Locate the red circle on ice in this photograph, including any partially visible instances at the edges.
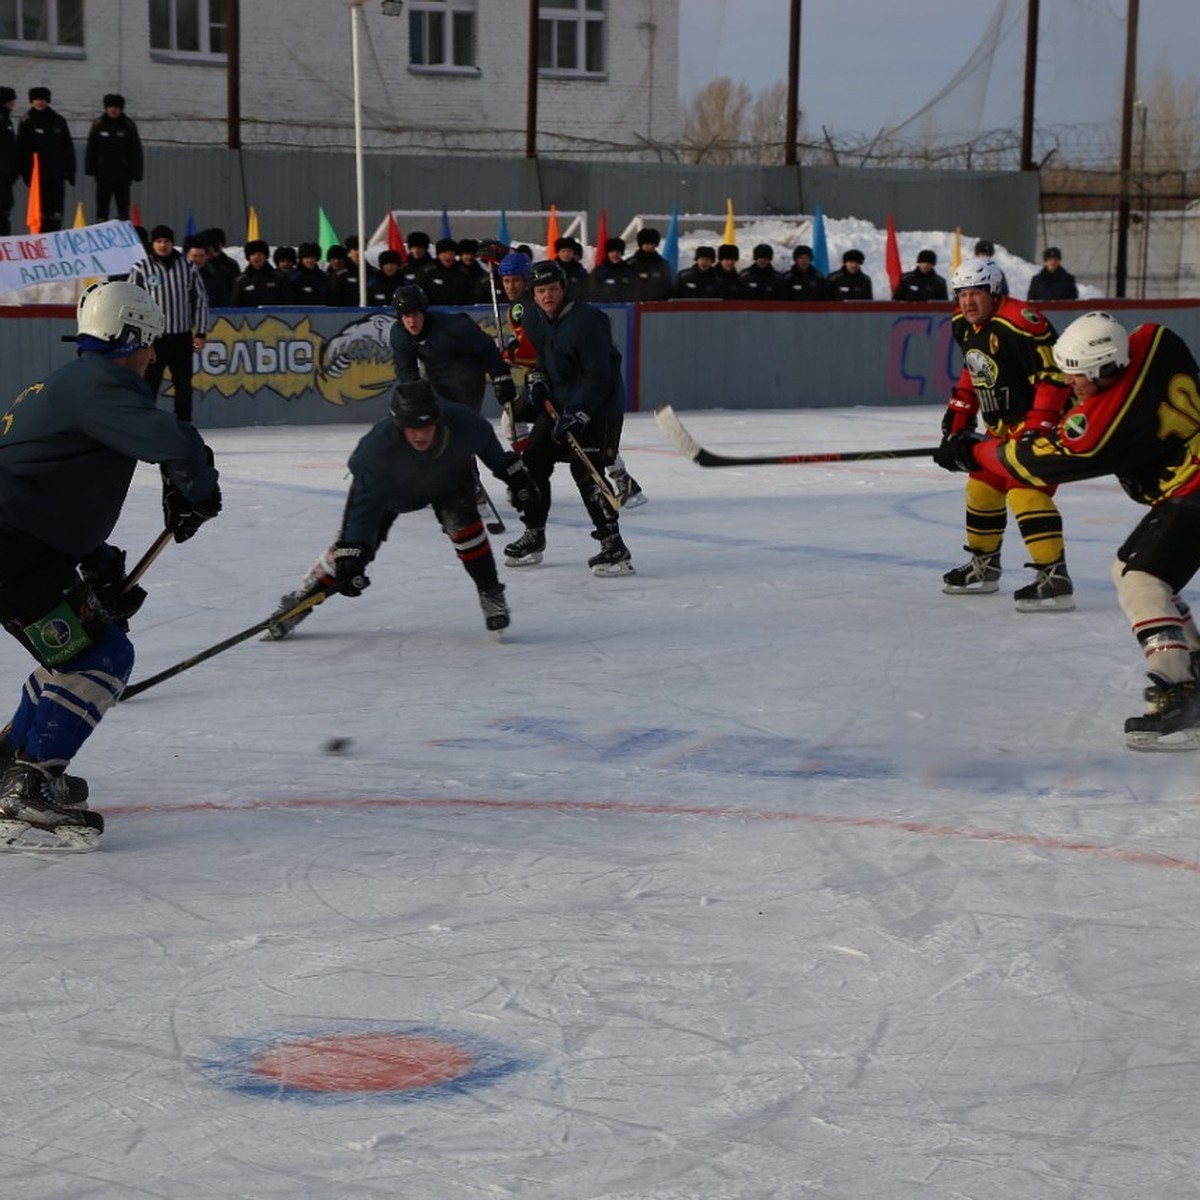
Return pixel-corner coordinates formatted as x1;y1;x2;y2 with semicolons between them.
250;1032;475;1093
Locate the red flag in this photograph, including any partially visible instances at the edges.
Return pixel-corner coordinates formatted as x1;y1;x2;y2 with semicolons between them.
545;204;559;255
593;209;608;270
885;214;903;293
130;201;142;228
386;211;407;260
25;153;41;234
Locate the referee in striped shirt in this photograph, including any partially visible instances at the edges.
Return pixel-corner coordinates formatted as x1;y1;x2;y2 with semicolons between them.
127;224;210;422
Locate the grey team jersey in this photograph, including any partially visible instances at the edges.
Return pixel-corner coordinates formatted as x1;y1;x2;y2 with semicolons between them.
0;351;217;558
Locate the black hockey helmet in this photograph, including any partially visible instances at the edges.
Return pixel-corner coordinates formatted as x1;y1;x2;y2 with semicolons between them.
394;284;428;316
391;379;442;429
529;259;567;289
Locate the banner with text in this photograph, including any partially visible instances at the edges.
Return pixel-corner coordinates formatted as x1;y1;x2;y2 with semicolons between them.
0;221;144;292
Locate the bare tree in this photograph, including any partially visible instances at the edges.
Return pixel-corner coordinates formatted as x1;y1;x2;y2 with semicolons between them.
1143;63;1200;176
745;81;791;164
681;77;753;165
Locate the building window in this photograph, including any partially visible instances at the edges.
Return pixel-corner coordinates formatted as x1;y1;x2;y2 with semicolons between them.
149;0;228;58
0;0;83;48
409;0;476;70
538;0;605;76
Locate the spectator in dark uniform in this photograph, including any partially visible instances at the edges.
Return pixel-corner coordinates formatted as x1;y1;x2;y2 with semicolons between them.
893;249;949;302
827;248;874;301
84;93;142;221
204;228;241;294
17;87;74;232
0;86;17;235
739;243;783;301
1026;247;1079;301
398;230;435;288
625;227;673;301
184;234;230;308
334;234;377;306
674;245;721;299
324;244;349;295
290;242;330;305
421;237;472;307
554;236;590;298
272;245;297;277
713;244;743;299
781;245;829;301
232;240;294;307
589;237;634;303
456;238;492;304
366;249;404;307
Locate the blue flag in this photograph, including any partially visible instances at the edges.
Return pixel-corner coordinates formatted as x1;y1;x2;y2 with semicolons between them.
811;203;830;276
441;208;453;241
184;208;198;238
497;209;511;249
661;205;680;275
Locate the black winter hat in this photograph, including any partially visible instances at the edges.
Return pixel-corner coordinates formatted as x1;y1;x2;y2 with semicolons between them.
407;231;431;249
637;227;661;246
793;245;813;259
244;239;270;258
842;248;865;264
694;246;716;261
917;249;937;265
752;243;774;260
326;244;347;261
457;238;479;254
378;249;402;267
150;224;175;243
554;236;575;252
435;237;457;254
28;86;50;102
343;234;359;251
973;239;995;256
273;246;297;265
604;237;626;253
718;244;739;261
1043;246;1063;260
297;241;321;258
103;93;125;109
0;87;16;104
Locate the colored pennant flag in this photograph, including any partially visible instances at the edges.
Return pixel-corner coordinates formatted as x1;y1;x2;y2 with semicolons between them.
185;208;199;238
951;227;962;274
386;211;406;258
497;209;511;249
318;207;340;257
246;206;260;242
661;205;680;275
722;198;736;248
440;208;453;240
811;203;829;276
545;204;559;254
72;200;87;229
885;214;903;293
593;208;608;269
25;153;41;234
130;201;142;228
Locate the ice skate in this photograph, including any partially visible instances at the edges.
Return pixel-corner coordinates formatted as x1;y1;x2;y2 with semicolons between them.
478;584;510;636
588;533;635;577
1125;678;1200;751
610;469;647;510
263;587;321;641
0;740;88;808
0;761;103;852
1013;559;1075;612
504;527;545;567
942;550;1000;595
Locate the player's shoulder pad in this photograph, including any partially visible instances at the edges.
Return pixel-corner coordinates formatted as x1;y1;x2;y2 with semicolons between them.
995;297;1049;334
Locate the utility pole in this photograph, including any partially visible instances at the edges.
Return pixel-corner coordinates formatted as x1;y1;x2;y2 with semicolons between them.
526;0;539;159
1019;0;1038;172
1114;0;1139;298
785;0;801;166
226;0;240;149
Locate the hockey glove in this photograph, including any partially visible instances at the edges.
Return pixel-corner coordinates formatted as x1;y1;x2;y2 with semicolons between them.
80;545;147;625
552;409;590;444
161;468;222;543
495;452;541;519
528;370;552;411
940;397;976;443
1018;416;1056;443
932;431;984;474
492;372;517;411
331;542;372;597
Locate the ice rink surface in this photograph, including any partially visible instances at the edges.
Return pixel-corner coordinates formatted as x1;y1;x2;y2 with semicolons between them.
3;407;1199;1200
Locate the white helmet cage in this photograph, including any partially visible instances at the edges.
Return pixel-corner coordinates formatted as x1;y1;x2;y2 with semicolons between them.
1052;311;1131;381
950;258;1004;296
76;281;165;350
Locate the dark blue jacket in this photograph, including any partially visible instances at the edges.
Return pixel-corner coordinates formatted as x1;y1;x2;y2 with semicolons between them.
522;298;624;422
390;310;507;409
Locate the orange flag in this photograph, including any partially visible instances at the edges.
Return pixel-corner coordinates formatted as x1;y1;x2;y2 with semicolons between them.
885;214;903;292
72;200;87;229
593;208;608;269
545;204;559;254
386;211;406;259
25;153;41;234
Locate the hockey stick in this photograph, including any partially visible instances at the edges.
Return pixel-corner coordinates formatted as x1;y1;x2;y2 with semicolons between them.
123;528;174;591
655;404;940;467
120;589;332;700
535;390;623;512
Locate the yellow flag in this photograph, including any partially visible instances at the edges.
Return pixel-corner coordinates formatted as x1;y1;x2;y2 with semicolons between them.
722;198;736;247
247;206;260;242
951;227;962;274
72;200;87;228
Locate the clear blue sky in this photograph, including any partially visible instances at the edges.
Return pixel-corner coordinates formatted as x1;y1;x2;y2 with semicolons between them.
678;0;1197;137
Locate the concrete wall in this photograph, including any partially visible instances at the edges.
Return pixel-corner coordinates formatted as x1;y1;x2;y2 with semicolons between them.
6;299;1200;427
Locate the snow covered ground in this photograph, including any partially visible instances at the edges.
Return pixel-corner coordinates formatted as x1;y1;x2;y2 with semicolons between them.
3;407;1199;1199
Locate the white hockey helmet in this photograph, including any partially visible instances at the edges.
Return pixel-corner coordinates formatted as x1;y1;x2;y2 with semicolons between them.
1052;311;1130;381
950;258;1004;296
76;280;165;351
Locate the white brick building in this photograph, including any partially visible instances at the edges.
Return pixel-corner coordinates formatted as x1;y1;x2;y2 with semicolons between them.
0;0;680;157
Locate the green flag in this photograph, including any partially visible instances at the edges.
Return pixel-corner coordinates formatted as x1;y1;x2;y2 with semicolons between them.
318;207;340;259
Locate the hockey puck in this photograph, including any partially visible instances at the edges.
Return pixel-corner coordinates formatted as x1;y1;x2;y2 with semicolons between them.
322;737;353;754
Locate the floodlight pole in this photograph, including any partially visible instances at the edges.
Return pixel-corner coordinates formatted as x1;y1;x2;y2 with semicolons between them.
351;0;368;307
1114;0;1139;298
